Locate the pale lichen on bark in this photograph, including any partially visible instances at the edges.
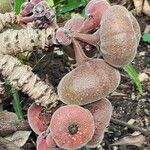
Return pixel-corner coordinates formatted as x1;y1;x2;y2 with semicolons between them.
0;12;59;106
0;12;16;32
0;25;54;55
0;54;58;106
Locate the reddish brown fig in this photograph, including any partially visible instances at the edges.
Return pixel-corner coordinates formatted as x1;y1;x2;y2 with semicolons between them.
64;16;85;32
55;27;71;46
58;58;120;105
58;40;120;105
85;98;113;148
20;2;34;17
86;132;105;148
100;5;140;67
36;132;50;150
37;131;61;150
31;0;42;5
49;105;95;149
79;0;110;33
130;13;141;44
27;103;51;135
46;133;62;150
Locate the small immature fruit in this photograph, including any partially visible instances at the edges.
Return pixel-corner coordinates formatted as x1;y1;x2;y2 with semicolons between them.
37;132;60;150
27;103;51;135
46;133;62;150
79;0;110;33
85;0;110;26
85;98;113;148
64;16;85;32
55;27;71;46
33;1;49;18
58;59;120;105
37;132;50;150
49;105;95;149
33;1;55;28
20;2;34;17
100;5;140;67
20;1;55;28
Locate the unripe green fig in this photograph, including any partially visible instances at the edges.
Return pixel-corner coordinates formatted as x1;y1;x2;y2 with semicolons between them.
100;5;140;67
58;58;120;105
0;0;13;14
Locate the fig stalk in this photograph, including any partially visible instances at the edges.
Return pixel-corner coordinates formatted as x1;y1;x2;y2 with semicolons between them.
73;30;100;47
72;39;89;65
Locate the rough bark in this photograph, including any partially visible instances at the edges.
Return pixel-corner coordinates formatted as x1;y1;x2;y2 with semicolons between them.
0;12;16;32
0;54;58;106
0;25;54;55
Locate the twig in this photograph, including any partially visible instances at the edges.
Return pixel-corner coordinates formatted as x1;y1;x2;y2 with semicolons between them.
111;118;150;137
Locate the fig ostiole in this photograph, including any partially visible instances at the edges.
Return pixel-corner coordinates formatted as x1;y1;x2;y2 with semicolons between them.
49;105;95;149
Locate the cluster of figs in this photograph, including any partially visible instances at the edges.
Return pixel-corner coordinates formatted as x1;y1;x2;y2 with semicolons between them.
27;0;141;149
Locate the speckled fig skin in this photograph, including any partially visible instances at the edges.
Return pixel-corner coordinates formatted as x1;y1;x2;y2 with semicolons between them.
64;16;85;32
46;133;63;150
37;132;61;150
58;59;120;105
49;105;95;149
86;131;105;148
85;98;113;148
130;13;141;44
27;103;52;135
37;132;50;150
100;5;140;67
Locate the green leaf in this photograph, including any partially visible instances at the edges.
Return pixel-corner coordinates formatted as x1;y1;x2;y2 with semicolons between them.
11;87;24;120
15;0;25;14
47;0;54;6
142;33;150;43
57;0;87;14
123;64;143;94
5;80;24;120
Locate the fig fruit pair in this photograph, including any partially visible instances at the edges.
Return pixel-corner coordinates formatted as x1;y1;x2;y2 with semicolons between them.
28;101;112;149
49;101;112;149
58;39;120;105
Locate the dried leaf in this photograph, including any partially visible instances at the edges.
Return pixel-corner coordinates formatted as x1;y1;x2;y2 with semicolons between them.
111;134;146;147
127;119;136;125
139;73;149;82
0;136;22;150
5;131;31;147
132;0;144;14
143;0;150;17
